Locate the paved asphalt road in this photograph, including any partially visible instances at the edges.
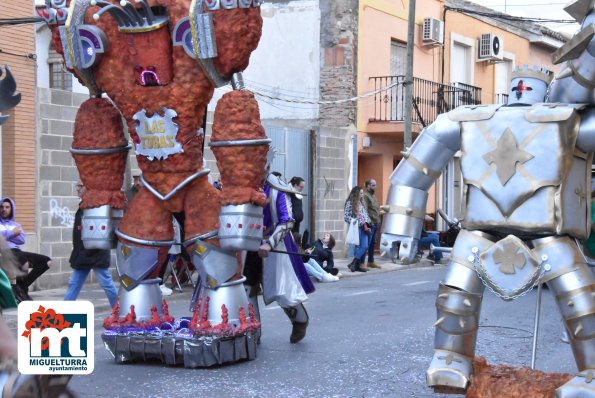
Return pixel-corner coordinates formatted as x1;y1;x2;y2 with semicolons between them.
34;264;574;398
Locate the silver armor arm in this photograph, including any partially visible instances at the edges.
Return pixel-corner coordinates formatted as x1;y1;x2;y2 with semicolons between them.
548;0;595;104
381;113;461;262
576;108;595;152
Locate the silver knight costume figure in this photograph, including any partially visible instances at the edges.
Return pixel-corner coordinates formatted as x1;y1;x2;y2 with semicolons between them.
380;0;595;396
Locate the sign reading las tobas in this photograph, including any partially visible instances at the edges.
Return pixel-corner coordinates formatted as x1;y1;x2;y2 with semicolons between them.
18;301;94;375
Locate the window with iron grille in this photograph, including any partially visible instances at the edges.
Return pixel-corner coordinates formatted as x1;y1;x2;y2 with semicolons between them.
48;43;72;91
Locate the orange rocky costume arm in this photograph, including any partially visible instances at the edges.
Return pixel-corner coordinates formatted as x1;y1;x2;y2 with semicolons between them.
203;6;267;208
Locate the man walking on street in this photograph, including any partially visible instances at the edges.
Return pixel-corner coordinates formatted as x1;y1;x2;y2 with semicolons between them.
64;183;118;307
363;179;382;269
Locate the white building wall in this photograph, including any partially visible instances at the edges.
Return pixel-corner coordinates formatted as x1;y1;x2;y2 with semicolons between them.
210;0;321;121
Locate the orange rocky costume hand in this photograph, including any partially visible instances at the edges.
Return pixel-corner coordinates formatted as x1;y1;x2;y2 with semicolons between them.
210;90;268;208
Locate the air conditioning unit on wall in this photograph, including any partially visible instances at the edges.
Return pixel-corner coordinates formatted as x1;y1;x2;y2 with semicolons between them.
477;33;503;62
422;17;444;46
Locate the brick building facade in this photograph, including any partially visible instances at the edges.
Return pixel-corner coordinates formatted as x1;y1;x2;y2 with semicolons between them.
0;1;37;237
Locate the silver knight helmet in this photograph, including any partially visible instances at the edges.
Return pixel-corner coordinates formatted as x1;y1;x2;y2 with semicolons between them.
507;65;552;106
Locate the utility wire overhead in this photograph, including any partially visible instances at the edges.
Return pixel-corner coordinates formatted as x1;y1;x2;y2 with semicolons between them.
0;17;44;26
487;2;568;6
446;6;575;23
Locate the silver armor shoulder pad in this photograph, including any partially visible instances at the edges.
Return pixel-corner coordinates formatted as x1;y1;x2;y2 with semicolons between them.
524;103;587;123
447;104;501;122
266;174;306;195
426;113;461;151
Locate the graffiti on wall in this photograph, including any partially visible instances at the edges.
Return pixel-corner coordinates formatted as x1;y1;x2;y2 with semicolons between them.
323;176;335;198
49;199;74;228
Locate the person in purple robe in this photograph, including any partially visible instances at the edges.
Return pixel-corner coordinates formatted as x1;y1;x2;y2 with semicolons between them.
244;172;314;344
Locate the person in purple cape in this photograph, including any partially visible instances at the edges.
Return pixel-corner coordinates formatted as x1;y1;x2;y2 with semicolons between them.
244;172;314;344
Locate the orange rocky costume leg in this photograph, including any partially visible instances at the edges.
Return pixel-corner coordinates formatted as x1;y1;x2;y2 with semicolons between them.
185;87;269;339
112;186;175;325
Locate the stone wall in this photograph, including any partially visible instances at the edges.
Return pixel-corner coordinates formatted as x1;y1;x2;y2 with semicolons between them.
37;88;103;289
313;126;353;249
319;0;358;127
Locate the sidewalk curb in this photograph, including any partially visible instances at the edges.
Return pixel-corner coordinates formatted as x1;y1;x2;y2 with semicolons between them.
332;256;444;279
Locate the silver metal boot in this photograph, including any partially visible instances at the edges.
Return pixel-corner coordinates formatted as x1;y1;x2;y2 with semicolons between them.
113;242;165;321
427;283;482;392
190;240;257;331
194;280;251;329
117;278;164;321
548;264;595;398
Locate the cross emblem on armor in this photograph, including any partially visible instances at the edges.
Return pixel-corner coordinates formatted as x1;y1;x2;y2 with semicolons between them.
493;241;527;275
438;353;462;366
483;128;534;185
578;370;595;384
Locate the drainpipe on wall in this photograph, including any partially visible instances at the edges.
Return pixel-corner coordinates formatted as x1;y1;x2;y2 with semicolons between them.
309;127;317;240
350;133;358;189
404;0;416;149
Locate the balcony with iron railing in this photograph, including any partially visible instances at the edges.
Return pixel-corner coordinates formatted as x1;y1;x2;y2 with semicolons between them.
369;76;482;127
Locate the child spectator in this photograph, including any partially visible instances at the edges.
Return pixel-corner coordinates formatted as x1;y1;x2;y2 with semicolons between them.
303;233;339;282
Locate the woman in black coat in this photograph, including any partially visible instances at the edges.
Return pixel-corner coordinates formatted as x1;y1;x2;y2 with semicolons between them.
304;233;338;276
63;184;118;307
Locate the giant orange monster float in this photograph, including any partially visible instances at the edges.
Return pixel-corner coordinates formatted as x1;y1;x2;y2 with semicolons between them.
37;0;269;366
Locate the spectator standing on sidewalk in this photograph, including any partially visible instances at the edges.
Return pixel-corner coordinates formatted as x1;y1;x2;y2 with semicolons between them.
0;197;52;302
363;179;382;269
344;186;371;273
64;183;118;308
288;177;305;233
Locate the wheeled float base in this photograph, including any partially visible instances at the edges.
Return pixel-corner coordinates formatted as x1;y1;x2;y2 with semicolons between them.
102;323;258;368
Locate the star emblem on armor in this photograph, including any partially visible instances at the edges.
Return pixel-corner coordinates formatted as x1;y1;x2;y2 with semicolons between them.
482;128;534;185
492;242;527;275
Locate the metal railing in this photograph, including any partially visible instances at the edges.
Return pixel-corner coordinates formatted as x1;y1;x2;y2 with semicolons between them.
495;93;509;104
370;76;482;126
